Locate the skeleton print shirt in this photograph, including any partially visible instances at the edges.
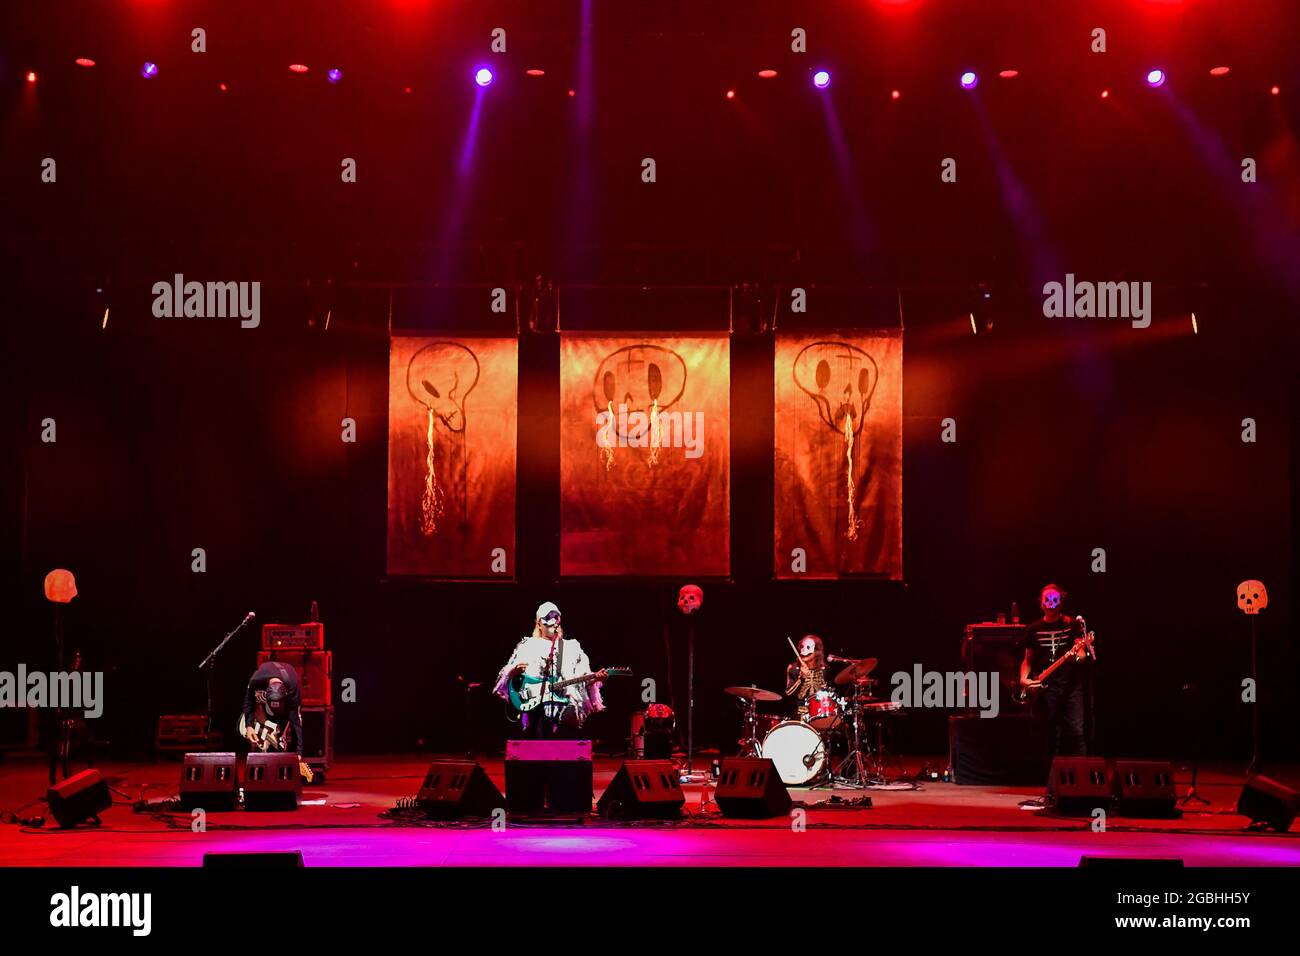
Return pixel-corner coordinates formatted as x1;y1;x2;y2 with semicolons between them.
1022;616;1084;685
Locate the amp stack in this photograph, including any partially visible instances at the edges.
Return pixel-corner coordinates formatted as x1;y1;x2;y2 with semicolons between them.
260;621;334;780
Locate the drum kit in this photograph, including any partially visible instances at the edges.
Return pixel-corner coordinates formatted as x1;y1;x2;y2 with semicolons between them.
726;655;905;788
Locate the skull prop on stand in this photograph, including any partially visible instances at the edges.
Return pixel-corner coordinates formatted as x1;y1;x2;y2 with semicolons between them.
677;584;703;615
406;342;481;536
792;341;879;541
1236;580;1268;615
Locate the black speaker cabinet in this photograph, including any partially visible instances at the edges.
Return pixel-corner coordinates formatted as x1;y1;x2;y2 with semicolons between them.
715;758;792;819
505;740;593;814
243;752;302;811
1047;757;1111;815
47;769;112;828
949;714;1049;785
597;760;685;819
961;623;1028;711
180;752;238;811
418;760;505;819
1114;760;1179;818
1237;775;1298;832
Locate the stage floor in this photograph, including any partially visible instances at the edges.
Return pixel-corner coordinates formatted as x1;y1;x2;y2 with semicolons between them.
1;755;1296;867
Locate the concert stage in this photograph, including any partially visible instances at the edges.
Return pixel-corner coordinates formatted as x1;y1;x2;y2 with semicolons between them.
2;755;1295;868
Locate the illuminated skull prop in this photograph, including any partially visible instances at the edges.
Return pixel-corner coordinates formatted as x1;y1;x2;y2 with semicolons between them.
406;341;480;432
677;584;703;615
792;341;879;436
1236;580;1267;615
592;344;687;439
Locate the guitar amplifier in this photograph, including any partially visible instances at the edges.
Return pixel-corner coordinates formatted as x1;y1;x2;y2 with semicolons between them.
256;650;331;707
261;623;324;651
505;740;593;814
961;623;1027;711
156;714;212;755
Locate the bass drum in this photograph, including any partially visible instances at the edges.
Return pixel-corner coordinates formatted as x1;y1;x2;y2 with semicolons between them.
759;720;826;786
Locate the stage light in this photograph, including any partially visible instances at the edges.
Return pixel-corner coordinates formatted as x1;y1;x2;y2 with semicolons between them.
219;83;228;92
1146;69;1166;88
1191;312;1198;334
1209;66;1230;77
567;88;575;97
327;68;342;84
26;71;37;84
526;69;545;77
475;67;493;87
758;69;778;79
404;86;413;94
960;71;978;89
891;89;901;100
1100;88;1111;99
289;64;309;74
141;62;158;79
75;58;95;69
998;69;1018;79
812;70;831;89
725;89;735;100
1271;85;1280;96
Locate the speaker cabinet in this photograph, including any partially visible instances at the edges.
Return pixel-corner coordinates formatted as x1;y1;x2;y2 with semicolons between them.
204;851;305;868
715;758;792;819
505;740;593;814
417;760;505;819
47;769;112;828
180;752;238;811
1114;760;1179;818
1237;775;1298;832
949;714;1049;785
1047;757;1111;814
597;760;685;819
244;752;302;811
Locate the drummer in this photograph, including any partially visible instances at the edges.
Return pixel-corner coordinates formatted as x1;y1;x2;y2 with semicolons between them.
784;634;831;715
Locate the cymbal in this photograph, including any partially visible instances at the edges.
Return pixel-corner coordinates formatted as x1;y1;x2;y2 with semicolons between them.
725;685;781;702
833;657;879;685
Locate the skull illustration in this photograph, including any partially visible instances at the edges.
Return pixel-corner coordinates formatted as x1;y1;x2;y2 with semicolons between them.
406;341;481;432
592;344;687;440
677;584;703;615
792;341;879;436
1236;580;1268;615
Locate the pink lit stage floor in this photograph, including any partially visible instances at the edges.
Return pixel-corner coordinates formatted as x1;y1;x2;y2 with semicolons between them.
1;755;1296;867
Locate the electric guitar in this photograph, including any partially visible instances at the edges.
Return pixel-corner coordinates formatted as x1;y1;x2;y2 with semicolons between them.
507;666;632;714
1016;629;1095;703
238;713;314;783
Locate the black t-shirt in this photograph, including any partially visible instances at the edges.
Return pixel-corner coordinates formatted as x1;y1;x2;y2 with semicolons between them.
1022;616;1084;684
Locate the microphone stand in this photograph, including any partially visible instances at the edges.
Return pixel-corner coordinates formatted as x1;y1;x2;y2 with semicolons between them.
197;614;256;744
1247;615;1261;777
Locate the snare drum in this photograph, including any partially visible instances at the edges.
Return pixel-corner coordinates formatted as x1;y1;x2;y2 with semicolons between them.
759;720;826;786
805;690;843;730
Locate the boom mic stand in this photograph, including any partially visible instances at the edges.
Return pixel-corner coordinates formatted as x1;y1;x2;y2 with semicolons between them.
197;612;257;744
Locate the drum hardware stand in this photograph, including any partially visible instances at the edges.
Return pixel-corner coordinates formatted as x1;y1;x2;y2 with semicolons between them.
833;699;873;788
737;698;763;758
1176;681;1210;807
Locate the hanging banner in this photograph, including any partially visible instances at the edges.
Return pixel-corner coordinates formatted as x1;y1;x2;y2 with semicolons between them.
387;336;517;577
560;334;730;576
774;330;902;579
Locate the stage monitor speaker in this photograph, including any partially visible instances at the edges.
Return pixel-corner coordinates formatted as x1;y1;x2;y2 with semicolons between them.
203;851;304;868
47;769;112;828
715;758;792;819
1114;760;1179;818
1047;757;1111;815
244;752;301;811
505;740;593;814
417;760;505;819
597;760;685;820
1237;775;1299;832
1078;856;1184;869
180;752;238;811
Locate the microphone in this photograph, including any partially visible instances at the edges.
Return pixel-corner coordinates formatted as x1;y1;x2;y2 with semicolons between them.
242;611;256;627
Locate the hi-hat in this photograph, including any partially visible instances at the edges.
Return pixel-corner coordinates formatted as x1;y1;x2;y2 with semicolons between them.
725;685;781;702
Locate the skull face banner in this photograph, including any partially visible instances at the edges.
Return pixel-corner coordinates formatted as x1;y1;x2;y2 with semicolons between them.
387;336;517;577
560;334;730;576
774;330;902;579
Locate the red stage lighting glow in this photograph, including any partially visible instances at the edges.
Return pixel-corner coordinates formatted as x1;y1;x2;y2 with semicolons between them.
891;89;901;100
26;71;37;83
998;70;1018;78
1100;89;1111;99
1209;66;1230;76
526;69;545;76
404;86;413;94
1271;85;1280;95
725;89;735;100
289;64;309;73
757;69;777;79
567;88;575;97
75;58;95;68
219;83;228;92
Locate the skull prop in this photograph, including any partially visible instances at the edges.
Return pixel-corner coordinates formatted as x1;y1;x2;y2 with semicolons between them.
592;344;687;469
43;568;78;604
1236;580;1268;615
677;584;703;615
406;342;481;536
792;341;880;542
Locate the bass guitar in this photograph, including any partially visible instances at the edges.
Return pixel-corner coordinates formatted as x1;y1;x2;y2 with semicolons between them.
238;713;314;783
1015;627;1095;704
507;666;632;714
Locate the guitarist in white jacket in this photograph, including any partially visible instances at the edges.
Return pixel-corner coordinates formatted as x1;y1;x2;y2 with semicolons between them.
493;602;605;739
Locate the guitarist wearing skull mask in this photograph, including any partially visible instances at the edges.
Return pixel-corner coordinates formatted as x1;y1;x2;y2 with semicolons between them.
1019;584;1091;773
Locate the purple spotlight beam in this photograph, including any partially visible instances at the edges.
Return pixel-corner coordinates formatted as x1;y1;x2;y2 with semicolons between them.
961;71;978;90
141;61;158;79
813;70;831;90
1147;69;1166;88
475;67;493;88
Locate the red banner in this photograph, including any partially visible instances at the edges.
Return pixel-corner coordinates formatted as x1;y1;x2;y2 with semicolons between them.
560;335;730;576
387;336;517;577
774;331;903;579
